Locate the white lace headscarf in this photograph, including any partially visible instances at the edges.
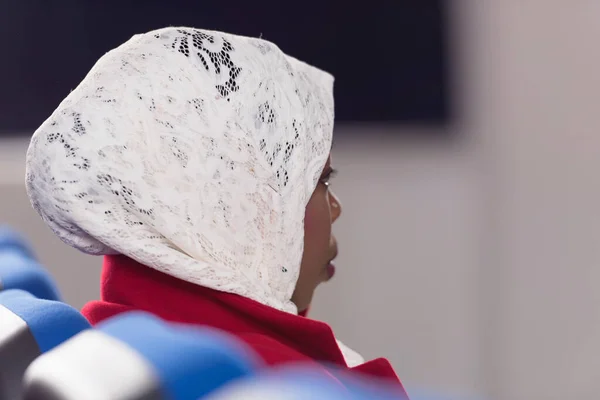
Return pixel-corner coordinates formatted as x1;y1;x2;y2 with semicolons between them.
25;27;364;366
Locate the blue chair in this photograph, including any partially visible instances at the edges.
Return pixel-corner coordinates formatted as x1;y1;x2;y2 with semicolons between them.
0;226;61;301
23;311;263;400
326;367;476;399
407;388;482;400
0;289;90;399
208;367;475;400
204;365;408;400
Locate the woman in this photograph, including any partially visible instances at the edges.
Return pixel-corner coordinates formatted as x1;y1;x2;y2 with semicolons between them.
25;27;406;394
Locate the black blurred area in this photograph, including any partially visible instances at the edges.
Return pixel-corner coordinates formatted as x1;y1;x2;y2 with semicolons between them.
0;0;450;134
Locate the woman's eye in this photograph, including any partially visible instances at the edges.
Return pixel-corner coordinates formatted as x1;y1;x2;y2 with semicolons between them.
320;169;337;187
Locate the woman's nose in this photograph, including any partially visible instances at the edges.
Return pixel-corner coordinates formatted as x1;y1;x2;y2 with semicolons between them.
329;190;342;222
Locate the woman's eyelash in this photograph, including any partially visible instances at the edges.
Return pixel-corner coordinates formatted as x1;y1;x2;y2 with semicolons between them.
321;169;338;185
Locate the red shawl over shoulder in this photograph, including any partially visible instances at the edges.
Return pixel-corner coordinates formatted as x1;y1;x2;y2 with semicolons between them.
82;255;407;396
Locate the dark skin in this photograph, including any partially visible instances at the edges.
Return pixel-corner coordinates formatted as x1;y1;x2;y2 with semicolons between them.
291;155;341;312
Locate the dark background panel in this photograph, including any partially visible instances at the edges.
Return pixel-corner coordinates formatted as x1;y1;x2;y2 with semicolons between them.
0;0;450;134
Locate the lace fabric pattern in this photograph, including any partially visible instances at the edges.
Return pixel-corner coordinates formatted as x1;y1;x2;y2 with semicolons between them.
26;27;333;313
26;27;363;365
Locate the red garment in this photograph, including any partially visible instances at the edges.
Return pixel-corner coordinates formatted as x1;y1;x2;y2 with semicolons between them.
82;255;407;396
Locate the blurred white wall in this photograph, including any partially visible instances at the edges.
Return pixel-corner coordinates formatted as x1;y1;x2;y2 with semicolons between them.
311;131;482;398
3;2;600;400
458;2;600;400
